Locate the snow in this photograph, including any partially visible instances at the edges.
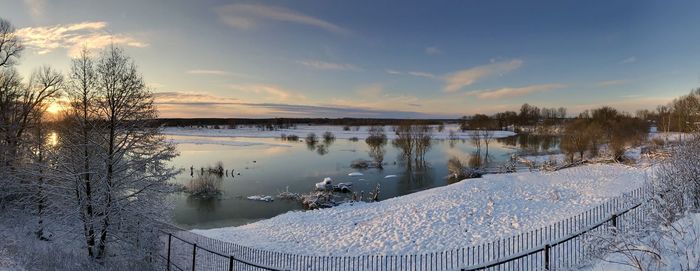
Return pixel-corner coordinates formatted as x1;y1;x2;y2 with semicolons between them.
519;153;566;165
193;163;648;256
315;178;333;190
161;124;516;141
348;172;364;176
649;132;696;143
165;136;291;147
384;175;398;179
247;195;274;202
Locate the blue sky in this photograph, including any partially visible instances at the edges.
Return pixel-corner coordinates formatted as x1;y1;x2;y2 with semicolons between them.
4;0;700;118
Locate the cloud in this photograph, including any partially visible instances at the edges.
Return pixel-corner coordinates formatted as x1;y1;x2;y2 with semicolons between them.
15;21;147;57
467;83;566;99
153;91;449;118
23;0;45;20
620;56;636;64
597;79;629;87
443;59;523;92
186;69;230;76
425;46;441;55
228;84;306;102
153;91;240;105
297;60;361;71
356;84;384;98
407;71;436;79
216;4;350;35
385;69;436;79
385;69;402;75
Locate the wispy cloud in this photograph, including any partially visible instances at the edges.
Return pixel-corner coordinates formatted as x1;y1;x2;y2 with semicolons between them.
356;84;384;98
620;56;636;64
385;69;402;75
153;91;448;118
384;69;435;79
228;84;306;102
466;83;566;99
407;71;436;79
597;79;629;87
154;91;240;105
297;60;361;71
15;21;147;57
425;46;441;55
216;4;350;35
23;0;45;20
443;59;523;92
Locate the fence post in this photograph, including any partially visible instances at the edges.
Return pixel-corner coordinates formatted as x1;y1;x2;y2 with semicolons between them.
167;233;172;271
544;244;551;271
612;214;618;228
192;243;197;271
229;255;234;271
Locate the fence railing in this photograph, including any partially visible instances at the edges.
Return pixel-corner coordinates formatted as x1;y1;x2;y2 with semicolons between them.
157;185;652;271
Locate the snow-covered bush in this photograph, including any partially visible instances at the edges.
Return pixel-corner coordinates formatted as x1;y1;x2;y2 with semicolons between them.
322;131;335;146
305;132;318;144
186;173;223;198
587;133;700;270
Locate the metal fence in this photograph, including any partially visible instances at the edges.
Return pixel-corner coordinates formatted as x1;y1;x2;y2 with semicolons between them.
157;185;651;271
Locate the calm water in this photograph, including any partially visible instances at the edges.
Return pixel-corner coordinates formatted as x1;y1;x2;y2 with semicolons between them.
169;133;559;229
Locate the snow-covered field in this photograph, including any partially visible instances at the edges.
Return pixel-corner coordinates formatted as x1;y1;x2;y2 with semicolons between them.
165;135;291;147
161;124;516;141
194;163;649;256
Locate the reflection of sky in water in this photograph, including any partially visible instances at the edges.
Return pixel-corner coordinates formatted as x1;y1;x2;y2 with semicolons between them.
169;134;559;229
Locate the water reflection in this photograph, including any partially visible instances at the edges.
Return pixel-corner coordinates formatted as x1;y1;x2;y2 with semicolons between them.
315;144;329;155
496;134;560;154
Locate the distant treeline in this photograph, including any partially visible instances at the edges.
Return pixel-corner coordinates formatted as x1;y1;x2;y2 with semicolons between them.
153;118;455;128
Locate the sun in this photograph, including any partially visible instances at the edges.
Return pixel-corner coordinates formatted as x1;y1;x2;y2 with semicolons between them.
46;101;66;114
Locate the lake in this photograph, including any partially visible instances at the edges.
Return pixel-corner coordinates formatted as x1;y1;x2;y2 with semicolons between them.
167;127;560;230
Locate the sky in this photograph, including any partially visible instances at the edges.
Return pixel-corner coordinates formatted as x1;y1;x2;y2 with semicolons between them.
3;0;700;118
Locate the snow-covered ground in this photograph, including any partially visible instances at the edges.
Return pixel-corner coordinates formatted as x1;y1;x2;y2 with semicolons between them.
649;132;696;143
161;124;516;141
194;163;648;256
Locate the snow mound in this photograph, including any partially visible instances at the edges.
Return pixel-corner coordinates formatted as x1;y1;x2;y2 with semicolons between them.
315;177;333;190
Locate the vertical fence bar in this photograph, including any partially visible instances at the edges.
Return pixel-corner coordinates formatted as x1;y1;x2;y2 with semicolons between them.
167;233;172;271
544;244;550;271
192;243;197;271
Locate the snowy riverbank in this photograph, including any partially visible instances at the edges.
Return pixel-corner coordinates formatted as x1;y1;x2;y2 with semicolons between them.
161;124;516;141
193;163;649;256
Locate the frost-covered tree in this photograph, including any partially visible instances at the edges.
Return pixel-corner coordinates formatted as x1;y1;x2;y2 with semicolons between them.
57;47;101;256
57;46;179;260
0;66;62;204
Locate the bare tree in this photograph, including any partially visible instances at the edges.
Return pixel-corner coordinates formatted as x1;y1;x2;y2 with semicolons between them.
470;129;482;155
0;18;23;68
480;129;494;162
